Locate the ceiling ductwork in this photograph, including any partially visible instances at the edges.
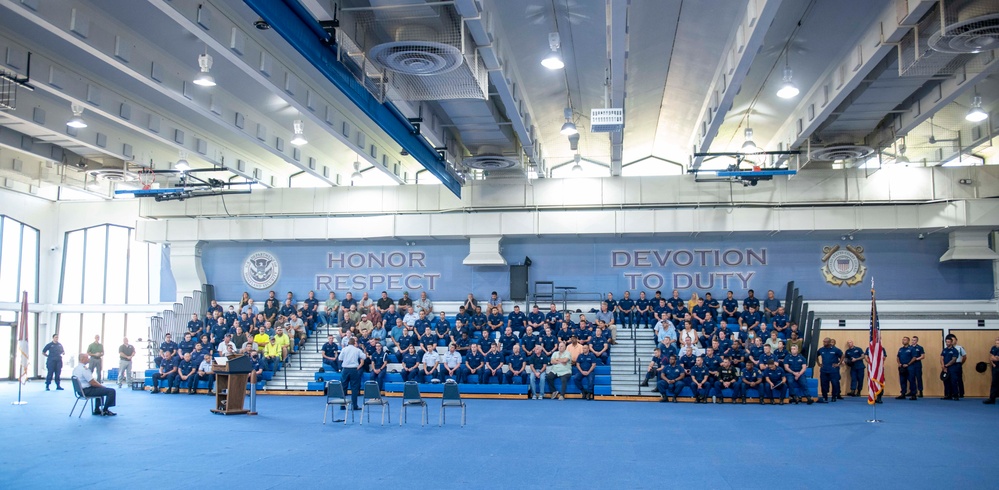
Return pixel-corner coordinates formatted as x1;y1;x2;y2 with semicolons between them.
463;146;519;171
808;144;875;164
899;0;999;77
940;230;999;261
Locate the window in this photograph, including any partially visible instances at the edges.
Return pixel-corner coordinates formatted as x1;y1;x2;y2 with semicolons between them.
0;216;40;303
59;224;162;305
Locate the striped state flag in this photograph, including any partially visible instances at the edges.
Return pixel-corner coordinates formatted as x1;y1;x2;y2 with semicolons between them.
17;291;29;384
867;287;884;405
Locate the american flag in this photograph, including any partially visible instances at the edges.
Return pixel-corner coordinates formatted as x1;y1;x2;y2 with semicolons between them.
867;284;884;404
16;291;29;384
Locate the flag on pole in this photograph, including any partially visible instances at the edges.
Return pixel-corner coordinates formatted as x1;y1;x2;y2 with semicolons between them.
867;284;885;405
17;291;29;385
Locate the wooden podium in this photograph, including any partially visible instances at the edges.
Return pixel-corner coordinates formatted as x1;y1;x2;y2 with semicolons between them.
211;355;252;415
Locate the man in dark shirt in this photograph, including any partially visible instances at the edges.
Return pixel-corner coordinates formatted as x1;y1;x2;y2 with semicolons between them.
42;334;65;390
816;338;844;402
641;347;664;388
657;355;685;403
177;353;198;394
321;335;340;372
460;343;485;384
985;337;999;404
843;340;865;397
573;344;598;400
714;358;740;403
151;351;179;394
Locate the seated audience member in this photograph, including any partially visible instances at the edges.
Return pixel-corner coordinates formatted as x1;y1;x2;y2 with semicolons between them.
725;340;747;368
415;291;433;316
765;331;781;352
566;335;585;363
342;305;361;332
635;291;652;329
689;357;711;403
151;351;179;394
156;334;178;368
232;327;249;351
370;322;387;347
471;306;487;334
455;306;471;331
400;345;422;382
772;307;788;338
419;327;438;354
72;354;116;416
544;304;561;330
520;326;539;353
396;291;412;311
401;305;418;328
483;343;506;384
321;292;340;326
196;354;214;394
459;343;486;384
264;296;279;327
356;314;374;337
178;332;197;357
716;330;733;354
762;359;787;405
376;291;394;314
242;298;259;317
249;350;265;381
369;343;389;391
487;291;503;315
678;321;698;346
253;326;270;350
783;344;814;405
197;334;213;354
454;330;472;355
787;326;804;352
698;315;717;349
739;361;763;403
556;322;574;343
594;302;616;343
190;343;207;365
499;327;520;357
641;347;664;388
763;290;781;322
714;358;740;403
773;340;788;364
487;307;505;340
272;327;292;361
743;289;760;312
505;344;528;385
573;344;598;400
540;325;558;357
679;346;698;381
434;312;451;338
462;293;478;314
527;305;546;333
441;344;462;382
759;344;777;369
590;328;609;365
321;335;340;372
507;305;527;335
217;334;237;357
387;318;405;354
657;355;685;403
187;314;204;339
748;337;765;366
721;291;740;323
263;337;283;372
691;297;710;329
421;345;441;383
527;345;548;400
546;341;573;400
616;291;635;328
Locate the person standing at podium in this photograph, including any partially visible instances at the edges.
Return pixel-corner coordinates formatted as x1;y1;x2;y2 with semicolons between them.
339;337;367;410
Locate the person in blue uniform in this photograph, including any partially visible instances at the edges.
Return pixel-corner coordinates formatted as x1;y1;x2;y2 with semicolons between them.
527;305;546;333
771;307;789;339
521;326;539;354
504;344;528;385
419;327;438;354
714;358;740;403
414;312;433;339
725;340;747;369
940;336;961;400
657;355;685;403
486;307;505;340
454;306;470;331
540;326;558;357
573;344;598;400
499;327;520;357
783;345;814;404
689;357;711;403
816;337;843;402
400;345;421;382
590;329;609;365
743;289;760;312
459;343;486;384
156;333;178;368
740;305;762;333
484;343;506;384
641;347;664;388
178;332;197;357
187;314;204;339
507;305;527;335
431;312;451;338
843;340;865;397
177;353;198;394
617;292;635;328
653;299;670;327
42;334;65;390
454;331;472;355
721;291;740;324
762;360;787;404
321;335;340;372
691;297;710;330
758;344;776;369
678;347;698;390
470;306;488;335
223;306;238;328
986;337;999;404
635;292;651;329
896;337;918;400
910;335;926;397
151;351;179;394
544;304;562;331
698;314;717;349
740;361;763;404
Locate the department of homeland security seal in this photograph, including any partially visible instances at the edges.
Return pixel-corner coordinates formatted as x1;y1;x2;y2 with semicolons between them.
243;251;279;289
821;244;866;287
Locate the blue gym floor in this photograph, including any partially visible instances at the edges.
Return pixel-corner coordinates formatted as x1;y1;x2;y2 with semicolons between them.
0;381;996;489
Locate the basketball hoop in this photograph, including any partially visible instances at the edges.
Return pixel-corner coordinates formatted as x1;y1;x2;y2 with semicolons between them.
137;167;155;190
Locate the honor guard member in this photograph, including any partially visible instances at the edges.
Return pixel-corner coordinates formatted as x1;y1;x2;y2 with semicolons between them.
640;347;664;388
844;340;866;397
910;336;926;397
369;343;389;391
940;337;961;400
714;358;741;403
657;355;685;403
487;307;505;340
400;345;422;383
527;306;546;333
762;359;787;404
441;343;462;383
507;305;527;335
484;344;506;384
499;327;520;357
617;292;635;328
783;345;814;404
721;291;740;323
689;357;711;403
151;351;180;394
572;344;598;400
816;338;844;402
985;337;999;404
590;329;609;365
421;346;441;383
177;353;198;394
460;343;486;384
896;337;917;400
321;335;340;372
42;334;65;390
740;361;763;404
505;344;528;385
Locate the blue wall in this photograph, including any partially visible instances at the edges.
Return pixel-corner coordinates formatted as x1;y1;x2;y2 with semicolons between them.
201;233;992;302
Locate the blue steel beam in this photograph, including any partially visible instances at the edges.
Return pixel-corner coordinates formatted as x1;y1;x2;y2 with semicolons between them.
715;170;796;177
243;0;461;197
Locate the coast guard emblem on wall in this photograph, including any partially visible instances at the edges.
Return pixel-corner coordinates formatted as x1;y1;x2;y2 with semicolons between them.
243;251;279;290
821;245;866;287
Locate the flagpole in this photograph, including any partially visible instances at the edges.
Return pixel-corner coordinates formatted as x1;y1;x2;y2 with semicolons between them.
866;279;880;423
12;291;28;406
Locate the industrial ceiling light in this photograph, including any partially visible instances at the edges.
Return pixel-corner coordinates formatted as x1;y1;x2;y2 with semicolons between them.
966;95;988;122
776;67;799;99
193;53;216;87
67;103;87;128
741;128;760;153
175;151;191;172
560;108;577;135
290;119;308;146
571;153;582;174
541;32;564;70
350;161;363;182
896;140;910;165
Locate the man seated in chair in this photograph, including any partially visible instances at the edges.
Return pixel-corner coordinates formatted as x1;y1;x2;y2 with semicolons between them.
459;343;486;384
504;344;528;385
484;343;506;384
177;352;198;395
421;345;441;383
762;359;787;405
401;345;421;382
441;343;462;383
739;361;763;404
573;344;598;400
714;358;741;403
151;350;179;394
321;335;340;372
657;355;685;403
196;354;214;394
499;326;520;358
263;337;283;372
369;343;389;391
73;353;116;416
590;327;609;365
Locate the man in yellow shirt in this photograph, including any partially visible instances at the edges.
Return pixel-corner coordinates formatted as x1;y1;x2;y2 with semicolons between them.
272;326;291;362
253;328;271;351
263;337;283;371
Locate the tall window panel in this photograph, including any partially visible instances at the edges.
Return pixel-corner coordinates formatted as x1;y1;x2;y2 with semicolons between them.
60;224;162;305
0;216;40;303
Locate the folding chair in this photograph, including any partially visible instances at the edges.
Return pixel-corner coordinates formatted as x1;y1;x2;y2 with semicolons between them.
361;380;390;425
400;381;428;426
323;380;353;425
440;379;466;427
69;376;99;418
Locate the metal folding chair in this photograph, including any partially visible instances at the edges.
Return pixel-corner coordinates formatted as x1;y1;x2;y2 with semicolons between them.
323;380;353;425
361;380;390;425
400;381;428;426
69;376;99;418
440;379;466;427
